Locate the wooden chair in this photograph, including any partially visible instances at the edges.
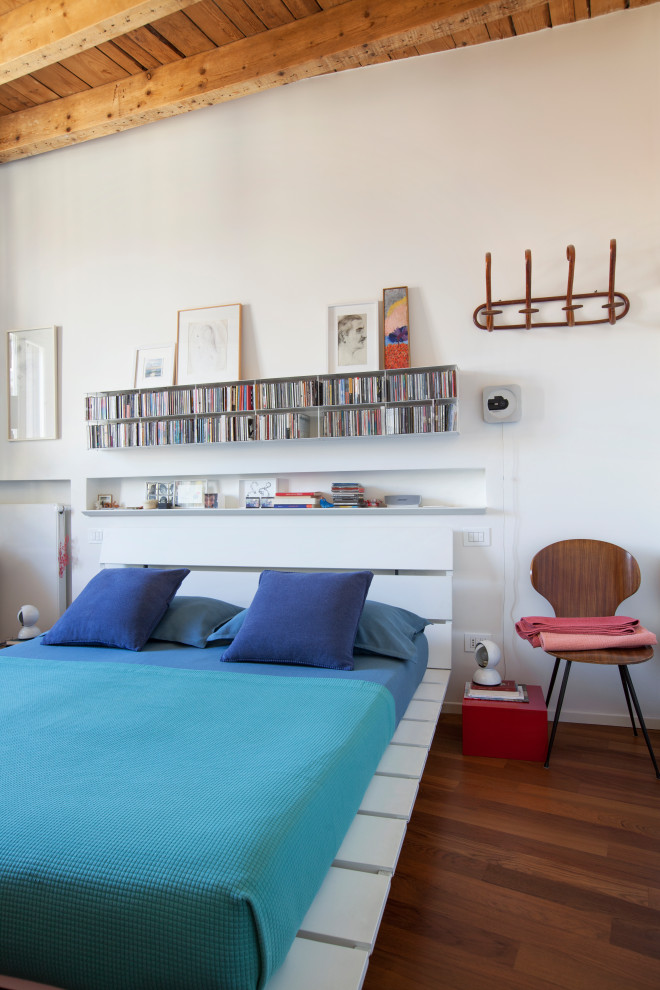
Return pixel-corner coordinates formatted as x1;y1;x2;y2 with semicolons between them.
530;539;659;777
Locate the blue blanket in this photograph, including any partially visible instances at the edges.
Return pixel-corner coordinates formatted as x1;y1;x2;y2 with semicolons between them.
0;658;395;990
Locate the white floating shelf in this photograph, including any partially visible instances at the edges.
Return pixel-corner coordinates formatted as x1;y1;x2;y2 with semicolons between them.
82;506;486;517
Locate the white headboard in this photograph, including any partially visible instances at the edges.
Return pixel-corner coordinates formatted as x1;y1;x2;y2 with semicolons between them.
99;515;453;669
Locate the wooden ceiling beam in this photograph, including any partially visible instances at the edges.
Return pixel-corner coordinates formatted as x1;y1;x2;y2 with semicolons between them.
0;0;550;162
0;0;201;84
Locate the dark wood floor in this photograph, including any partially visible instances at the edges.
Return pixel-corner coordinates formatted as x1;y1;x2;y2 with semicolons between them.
363;715;660;990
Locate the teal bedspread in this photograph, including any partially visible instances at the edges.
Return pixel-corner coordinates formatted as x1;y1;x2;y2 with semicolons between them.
0;658;395;990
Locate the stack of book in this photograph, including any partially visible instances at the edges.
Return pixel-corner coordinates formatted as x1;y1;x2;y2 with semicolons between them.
272;491;323;508
464;680;529;702
331;482;366;508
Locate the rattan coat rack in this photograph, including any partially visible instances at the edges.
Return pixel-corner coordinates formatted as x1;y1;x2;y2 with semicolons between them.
473;239;630;331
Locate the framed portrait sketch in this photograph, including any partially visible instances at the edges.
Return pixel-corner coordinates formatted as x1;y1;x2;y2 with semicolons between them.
176;304;242;386
383;286;410;369
7;326;59;441
328;302;379;375
134;344;176;388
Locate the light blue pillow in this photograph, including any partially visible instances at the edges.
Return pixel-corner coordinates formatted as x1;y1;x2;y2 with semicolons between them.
210;598;430;661
221;569;373;670
151;595;243;648
207;609;247;644
43;567;190;651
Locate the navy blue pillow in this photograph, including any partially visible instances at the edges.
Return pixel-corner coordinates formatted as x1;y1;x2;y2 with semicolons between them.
151;595;243;648
43;567;190;651
221;569;373;670
209;598;430;661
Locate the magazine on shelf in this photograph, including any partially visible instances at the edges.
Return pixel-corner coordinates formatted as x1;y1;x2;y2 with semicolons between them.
464;680;529;702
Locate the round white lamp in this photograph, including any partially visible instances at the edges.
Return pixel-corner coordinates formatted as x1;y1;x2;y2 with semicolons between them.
17;604;41;640
473;639;502;685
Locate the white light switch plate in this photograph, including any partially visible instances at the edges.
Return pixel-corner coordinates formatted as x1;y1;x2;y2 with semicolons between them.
462;529;491;547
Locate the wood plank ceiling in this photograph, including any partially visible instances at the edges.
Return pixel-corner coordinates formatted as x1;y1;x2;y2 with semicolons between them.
0;0;654;163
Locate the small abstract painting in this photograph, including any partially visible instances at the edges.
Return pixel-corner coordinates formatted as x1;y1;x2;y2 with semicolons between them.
383;286;410;369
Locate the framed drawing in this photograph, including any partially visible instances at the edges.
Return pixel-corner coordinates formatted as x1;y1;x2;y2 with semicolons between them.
328;302;379;375
176;304;242;386
134;344;176;388
175;479;207;509
7;326;59;441
239;477;279;508
383;286;410;369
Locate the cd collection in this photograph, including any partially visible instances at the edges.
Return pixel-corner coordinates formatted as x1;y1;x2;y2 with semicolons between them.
256;379;319;410
255;413;311;441
85;366;458;448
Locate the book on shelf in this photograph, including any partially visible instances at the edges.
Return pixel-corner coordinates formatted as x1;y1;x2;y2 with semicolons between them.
272;503;319;509
464;680;529;702
275;492;323;498
273;494;322;506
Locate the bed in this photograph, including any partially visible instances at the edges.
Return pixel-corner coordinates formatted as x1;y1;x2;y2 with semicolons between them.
0;518;453;990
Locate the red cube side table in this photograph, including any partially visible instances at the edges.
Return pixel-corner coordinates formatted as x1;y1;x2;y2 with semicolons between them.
462;684;548;762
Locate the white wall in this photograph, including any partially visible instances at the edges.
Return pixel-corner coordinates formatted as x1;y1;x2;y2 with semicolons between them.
1;8;659;725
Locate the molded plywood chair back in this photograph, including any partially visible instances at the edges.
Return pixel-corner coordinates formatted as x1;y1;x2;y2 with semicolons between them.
529;539;658;778
531;539;641;619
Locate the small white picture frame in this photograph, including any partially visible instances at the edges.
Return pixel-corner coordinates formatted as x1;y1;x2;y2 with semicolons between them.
328;302;379;375
134;344;176;388
175;479;207;509
176;304;242;386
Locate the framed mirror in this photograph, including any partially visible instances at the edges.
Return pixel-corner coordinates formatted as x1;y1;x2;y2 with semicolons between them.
7;326;59;441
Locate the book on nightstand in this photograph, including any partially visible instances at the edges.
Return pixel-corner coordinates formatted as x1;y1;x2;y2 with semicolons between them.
464;680;529;702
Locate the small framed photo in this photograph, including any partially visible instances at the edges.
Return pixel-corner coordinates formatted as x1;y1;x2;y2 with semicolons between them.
97;493;113;508
176;304;242;386
383;287;410;369
134;344;176;388
328;302;379;374
175;479;207;509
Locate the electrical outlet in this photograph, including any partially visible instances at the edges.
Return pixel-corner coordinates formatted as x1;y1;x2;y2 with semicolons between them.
88;529;103;544
464;633;490;653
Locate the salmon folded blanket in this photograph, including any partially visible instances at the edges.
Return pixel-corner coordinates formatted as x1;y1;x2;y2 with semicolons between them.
515;615;640;648
538;627;657;651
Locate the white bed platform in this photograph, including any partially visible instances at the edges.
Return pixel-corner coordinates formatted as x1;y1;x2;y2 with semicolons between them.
0;517;453;990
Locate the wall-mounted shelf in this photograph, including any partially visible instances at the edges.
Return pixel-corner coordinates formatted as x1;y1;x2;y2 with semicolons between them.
82;505;486;517
84;468;487;516
85;366;458;449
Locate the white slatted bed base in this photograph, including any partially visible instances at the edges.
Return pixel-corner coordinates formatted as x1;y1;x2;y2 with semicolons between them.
0;519;452;990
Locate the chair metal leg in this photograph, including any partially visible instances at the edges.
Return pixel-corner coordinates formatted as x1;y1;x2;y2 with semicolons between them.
545;659;572;769
618;665;638;736
545;658;561;707
619;666;660;779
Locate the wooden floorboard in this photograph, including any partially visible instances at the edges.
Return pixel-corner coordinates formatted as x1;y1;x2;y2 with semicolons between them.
363;715;660;990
